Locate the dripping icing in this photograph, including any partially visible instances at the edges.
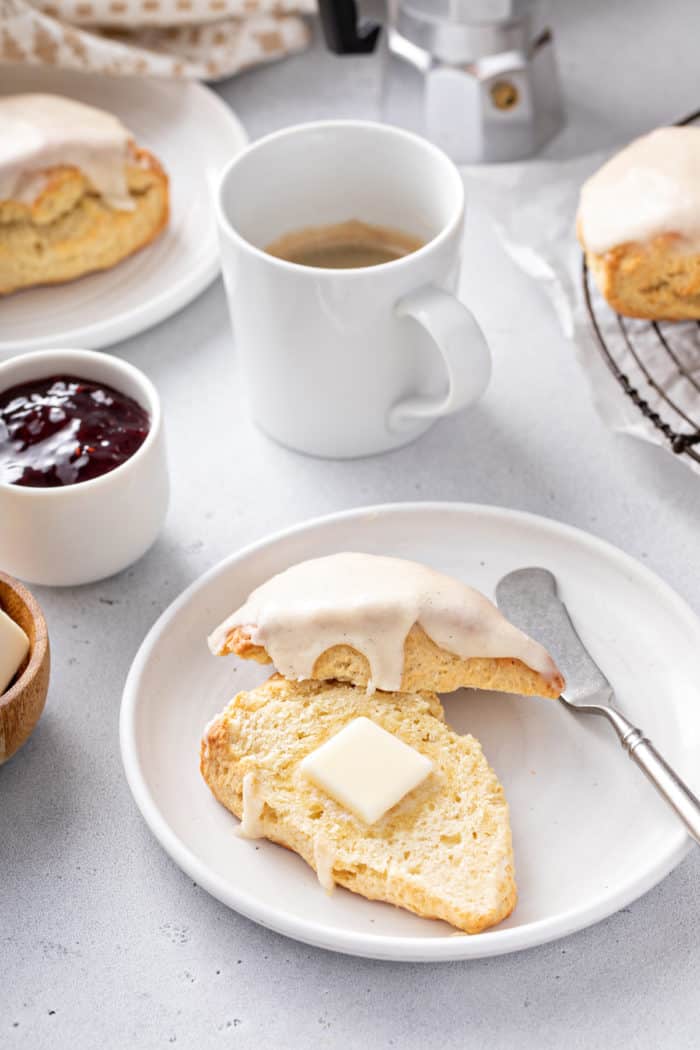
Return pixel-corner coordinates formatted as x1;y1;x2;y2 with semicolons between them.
208;552;560;692
0;94;133;210
313;837;336;894
237;772;265;839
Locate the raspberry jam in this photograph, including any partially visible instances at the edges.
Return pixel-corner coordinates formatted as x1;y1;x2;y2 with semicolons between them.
0;374;150;488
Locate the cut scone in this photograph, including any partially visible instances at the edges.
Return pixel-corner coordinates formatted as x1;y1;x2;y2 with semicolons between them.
0;94;169;295
577;126;700;320
208;553;564;699
223;621;562;699
200;674;517;934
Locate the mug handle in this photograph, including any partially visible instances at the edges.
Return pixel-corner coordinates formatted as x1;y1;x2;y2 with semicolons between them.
388;285;491;431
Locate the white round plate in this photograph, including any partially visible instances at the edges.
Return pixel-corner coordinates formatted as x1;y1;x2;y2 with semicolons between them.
120;503;699;961
0;67;247;354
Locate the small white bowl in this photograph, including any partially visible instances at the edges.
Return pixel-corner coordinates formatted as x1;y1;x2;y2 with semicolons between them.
0;349;169;587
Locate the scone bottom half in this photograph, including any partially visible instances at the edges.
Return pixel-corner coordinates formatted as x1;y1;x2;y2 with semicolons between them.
200;675;517;935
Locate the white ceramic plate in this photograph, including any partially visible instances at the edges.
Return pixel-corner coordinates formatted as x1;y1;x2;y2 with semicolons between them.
0;67;247;354
120;503;699;961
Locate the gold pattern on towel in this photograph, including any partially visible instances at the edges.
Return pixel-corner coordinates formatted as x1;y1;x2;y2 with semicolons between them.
0;0;314;80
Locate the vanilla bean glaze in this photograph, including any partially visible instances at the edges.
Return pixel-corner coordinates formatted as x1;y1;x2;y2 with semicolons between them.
578;126;700;254
0;94;133;210
208;553;560;692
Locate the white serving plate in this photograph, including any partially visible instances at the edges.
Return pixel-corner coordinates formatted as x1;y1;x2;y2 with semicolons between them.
0;67;247;353
120;503;699;961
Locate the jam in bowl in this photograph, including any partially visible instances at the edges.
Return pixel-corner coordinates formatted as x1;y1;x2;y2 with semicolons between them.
0;348;168;587
0;374;150;488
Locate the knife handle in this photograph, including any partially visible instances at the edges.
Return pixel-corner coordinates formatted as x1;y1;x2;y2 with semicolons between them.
620;726;700;846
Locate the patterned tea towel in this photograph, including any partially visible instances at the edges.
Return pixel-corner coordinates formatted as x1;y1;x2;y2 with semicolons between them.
0;0;315;80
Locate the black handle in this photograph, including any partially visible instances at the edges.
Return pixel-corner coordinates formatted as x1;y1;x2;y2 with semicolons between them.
317;0;381;54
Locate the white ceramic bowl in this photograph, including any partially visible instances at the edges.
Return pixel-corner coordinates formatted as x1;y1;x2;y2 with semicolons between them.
0;349;169;587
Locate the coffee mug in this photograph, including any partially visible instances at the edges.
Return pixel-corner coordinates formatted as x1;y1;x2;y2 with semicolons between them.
216;120;491;458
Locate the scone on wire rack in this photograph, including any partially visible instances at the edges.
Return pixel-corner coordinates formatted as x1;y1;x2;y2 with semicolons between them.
200;674;517;934
0;94;169;296
577;125;700;320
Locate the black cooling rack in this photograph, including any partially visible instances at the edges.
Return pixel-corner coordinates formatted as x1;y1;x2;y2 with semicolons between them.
581;110;700;465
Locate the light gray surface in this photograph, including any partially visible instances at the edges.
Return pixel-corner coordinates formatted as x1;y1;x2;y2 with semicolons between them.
3;1;700;1046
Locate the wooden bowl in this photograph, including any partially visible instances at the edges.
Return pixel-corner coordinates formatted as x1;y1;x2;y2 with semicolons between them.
0;571;50;764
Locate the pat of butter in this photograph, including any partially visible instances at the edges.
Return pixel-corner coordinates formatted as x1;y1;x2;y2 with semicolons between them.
300;717;433;825
0;606;30;695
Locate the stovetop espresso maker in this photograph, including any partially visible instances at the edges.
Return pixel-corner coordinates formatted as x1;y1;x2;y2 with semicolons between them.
317;0;564;163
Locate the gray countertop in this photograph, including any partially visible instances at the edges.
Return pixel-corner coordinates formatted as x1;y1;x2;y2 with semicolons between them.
3;1;700;1046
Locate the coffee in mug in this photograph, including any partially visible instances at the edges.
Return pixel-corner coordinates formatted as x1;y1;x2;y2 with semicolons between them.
216;120;491;458
265;220;424;269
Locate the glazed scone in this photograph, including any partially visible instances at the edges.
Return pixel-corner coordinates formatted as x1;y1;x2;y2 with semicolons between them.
0;94;169;295
200;675;517;934
224;621;562;698
208;553;564;699
578;126;700;319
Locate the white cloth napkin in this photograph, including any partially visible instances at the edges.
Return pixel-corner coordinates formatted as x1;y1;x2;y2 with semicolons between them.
464;154;700;476
0;0;315;80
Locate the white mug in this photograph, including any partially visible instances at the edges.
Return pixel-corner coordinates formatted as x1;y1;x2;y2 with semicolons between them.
216;120;491;459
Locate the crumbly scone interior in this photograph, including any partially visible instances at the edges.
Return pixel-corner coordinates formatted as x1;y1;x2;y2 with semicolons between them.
201;675;517;934
583;233;700;321
218;621;563;699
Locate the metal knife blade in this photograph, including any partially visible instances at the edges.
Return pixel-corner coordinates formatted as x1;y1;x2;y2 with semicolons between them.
495;567;612;706
496;568;700;847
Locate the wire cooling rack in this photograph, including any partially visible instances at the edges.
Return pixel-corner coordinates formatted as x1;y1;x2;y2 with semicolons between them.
582;110;700;465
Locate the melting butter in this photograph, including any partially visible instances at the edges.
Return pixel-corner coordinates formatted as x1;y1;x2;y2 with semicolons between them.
209;552;560;692
579;126;700;254
0;94;133;210
301;716;433;826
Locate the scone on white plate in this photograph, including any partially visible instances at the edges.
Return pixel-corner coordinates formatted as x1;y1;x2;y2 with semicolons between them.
200;674;517;934
208;552;564;699
578;126;700;320
0;94;169;295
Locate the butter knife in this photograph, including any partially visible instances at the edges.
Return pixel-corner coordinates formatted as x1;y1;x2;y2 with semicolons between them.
496;567;700;846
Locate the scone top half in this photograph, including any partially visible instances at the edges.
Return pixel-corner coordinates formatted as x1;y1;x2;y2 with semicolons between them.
208;552;564;699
